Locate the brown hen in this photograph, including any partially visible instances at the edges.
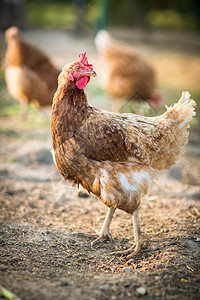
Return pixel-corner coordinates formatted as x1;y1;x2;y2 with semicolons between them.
51;53;196;258
95;30;160;110
5;26;60;111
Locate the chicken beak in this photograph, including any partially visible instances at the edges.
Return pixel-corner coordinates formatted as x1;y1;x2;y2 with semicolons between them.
85;70;97;77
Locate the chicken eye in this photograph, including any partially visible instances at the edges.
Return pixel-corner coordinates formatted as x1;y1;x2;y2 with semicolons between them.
76;66;81;71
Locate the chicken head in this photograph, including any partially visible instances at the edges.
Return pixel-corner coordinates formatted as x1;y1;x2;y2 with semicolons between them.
67;52;97;89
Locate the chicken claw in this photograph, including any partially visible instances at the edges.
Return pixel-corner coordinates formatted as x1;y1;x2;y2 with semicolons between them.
91;207;116;246
113;208;142;258
113;241;142;258
91;230;113;246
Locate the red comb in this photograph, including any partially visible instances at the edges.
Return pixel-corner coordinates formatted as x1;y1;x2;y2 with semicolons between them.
79;52;93;68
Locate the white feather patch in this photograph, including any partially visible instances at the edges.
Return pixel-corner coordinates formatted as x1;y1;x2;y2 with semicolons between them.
133;170;151;188
50;149;56;165
118;173;136;193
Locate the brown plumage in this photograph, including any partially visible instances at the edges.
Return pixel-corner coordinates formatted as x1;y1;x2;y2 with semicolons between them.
5;26;60;109
51;53;196;258
95;30;161;109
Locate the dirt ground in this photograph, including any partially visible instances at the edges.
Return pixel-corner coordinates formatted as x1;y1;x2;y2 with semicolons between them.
0;29;200;300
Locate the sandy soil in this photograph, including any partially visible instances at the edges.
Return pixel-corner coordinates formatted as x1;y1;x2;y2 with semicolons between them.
0;29;200;300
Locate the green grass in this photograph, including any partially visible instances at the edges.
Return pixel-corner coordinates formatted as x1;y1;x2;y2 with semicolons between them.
147;10;197;30
0;103;21;117
8;157;17;163
27;2;76;29
27;1;100;30
26;1;199;31
0;97;51;132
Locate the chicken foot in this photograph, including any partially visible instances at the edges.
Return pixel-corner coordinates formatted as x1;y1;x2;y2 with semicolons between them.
91;207;116;246
113;208;142;258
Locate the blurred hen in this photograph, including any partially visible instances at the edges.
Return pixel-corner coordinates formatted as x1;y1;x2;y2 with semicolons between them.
95;30;160;110
5;26;60;111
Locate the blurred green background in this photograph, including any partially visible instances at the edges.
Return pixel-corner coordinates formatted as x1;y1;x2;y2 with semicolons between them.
0;0;200;31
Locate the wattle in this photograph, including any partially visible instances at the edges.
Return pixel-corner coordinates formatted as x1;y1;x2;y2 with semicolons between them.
76;76;90;89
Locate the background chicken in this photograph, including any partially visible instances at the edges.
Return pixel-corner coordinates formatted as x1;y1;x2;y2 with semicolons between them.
5;26;60;113
95;30;161;111
51;53;196;258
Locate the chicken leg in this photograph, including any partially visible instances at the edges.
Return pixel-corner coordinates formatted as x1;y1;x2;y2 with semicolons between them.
91;206;116;246
113;208;142;258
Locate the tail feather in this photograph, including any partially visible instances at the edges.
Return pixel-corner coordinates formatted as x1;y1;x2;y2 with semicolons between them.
151;91;196;170
164;91;196;128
